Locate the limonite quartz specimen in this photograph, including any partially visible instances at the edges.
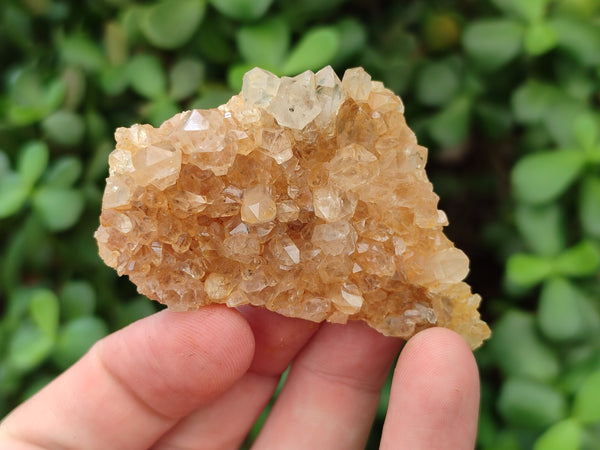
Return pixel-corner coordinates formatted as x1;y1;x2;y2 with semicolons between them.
95;66;491;349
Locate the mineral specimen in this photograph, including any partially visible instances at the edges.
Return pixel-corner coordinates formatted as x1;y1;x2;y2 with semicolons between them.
95;66;491;349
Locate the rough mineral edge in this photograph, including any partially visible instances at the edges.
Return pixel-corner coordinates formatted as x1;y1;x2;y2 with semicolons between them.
95;66;491;349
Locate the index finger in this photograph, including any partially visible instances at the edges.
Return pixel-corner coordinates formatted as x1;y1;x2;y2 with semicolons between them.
0;306;255;450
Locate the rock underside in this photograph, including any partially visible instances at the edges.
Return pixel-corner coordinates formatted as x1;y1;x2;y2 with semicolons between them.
95;66;491;349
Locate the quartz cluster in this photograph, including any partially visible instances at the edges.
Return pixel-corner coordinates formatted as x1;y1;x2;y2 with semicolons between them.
95;66;490;349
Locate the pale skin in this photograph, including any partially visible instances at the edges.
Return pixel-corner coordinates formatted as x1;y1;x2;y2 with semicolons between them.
0;305;480;449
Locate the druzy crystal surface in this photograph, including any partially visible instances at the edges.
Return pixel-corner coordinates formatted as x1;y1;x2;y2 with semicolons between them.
95;66;490;349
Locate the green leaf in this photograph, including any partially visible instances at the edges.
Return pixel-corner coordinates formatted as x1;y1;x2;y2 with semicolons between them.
331;18;367;66
571;113;599;151
32;187;85;232
0;172;30;218
553;241;600;277
533;419;581;450
428;95;471;147
0;151;9;175
281;27;340;76
491;310;560;381
209;0;273;21
100;65;129;96
169;58;205;101
515;204;565;256
42;110;86;147
191;87;236;109
573;371;600;423
498;377;567;429
475;101;513;139
195;16;236;64
416;60;461;107
512;80;559;125
52;317;108;369
144;97;180;127
7;72;66;126
142;0;206;50
524;21;556;56
462;19;524;71
8;323;54;372
127;53;167;99
492;0;548;22
60;33;105;71
227;62;256;92
506;253;553;288
538;278;589;342
17;141;49;188
236;18;290;69
43;157;83;188
580;175;600;238
549;16;600;67
59;281;96;321
114;297;157;329
19;375;54;403
29;289;60;338
511;150;586;204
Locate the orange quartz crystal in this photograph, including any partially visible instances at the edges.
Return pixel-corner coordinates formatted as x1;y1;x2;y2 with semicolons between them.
95;66;490;349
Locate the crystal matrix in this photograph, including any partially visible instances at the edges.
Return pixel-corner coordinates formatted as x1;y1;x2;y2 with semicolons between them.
95;66;490;349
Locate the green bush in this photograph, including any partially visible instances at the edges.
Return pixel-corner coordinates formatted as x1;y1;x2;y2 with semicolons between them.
1;0;600;448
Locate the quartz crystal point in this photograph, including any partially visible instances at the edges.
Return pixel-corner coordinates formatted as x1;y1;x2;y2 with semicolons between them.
95;66;491;349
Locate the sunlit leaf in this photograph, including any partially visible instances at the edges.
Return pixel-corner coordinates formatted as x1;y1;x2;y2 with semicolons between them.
506;253;553;288
29;289;60;338
553;240;600;277
492;0;549;22
573;371;600;423
571;112;599;151
533;419;581;450
524;21;556;56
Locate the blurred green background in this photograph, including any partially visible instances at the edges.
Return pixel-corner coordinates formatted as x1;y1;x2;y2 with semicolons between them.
1;0;600;448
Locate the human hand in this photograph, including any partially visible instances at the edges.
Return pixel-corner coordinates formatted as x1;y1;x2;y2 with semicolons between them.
0;305;480;449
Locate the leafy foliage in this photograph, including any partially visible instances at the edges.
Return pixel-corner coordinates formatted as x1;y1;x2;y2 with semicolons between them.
0;1;599;448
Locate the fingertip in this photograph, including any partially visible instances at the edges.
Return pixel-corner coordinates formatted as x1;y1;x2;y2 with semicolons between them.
381;327;480;450
96;305;257;417
399;327;479;381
